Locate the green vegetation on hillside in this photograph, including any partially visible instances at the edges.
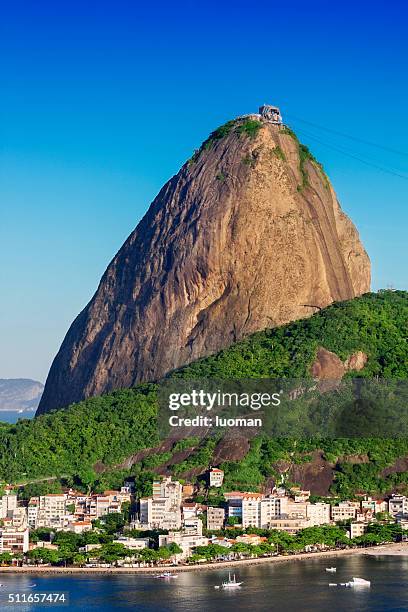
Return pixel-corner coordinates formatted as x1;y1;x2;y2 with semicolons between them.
190;118;263;163
175;290;407;379
282;125;328;189
0;291;406;496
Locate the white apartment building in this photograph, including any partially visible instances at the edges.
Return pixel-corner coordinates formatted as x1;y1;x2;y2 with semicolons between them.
0;493;18;519
140;478;182;529
331;502;358;522
42;495;67;528
306;502;331;526
292;488;310;503
209;468;224;488
113;536;149;550
225;492;264;524
0;526;29;553
349;521;367;538
388;495;408;518
183;517;203;536
259;497;289;528
158;531;209;559
28;499;39;528
152;477;182;506
242;497;261;528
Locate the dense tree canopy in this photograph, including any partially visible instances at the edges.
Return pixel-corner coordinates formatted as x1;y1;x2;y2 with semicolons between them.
0;291;406;497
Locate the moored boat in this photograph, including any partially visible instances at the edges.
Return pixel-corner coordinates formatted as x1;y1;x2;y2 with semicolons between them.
215;572;243;589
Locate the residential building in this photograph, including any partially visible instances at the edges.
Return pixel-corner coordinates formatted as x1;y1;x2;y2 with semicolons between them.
153;477;182;506
388;495;408;518
181;503;199;520
225;492;263;523
250;496;288;528
158;531;208;559
0;526;29;553
37;494;67;528
331;502;358;522
268;517;311;534
68;520;92;534
291;488;310;503
138;477;183;529
306;502;331;526
113;537;149;550
361;496;387;514
236;533;265;546
0;493;18;519
8;507;28;529
349;521;367;538
28;499;39;529
286;500;308;519
207;507;225;531
242;496;261;528
183;517;203;536
209;468;224;488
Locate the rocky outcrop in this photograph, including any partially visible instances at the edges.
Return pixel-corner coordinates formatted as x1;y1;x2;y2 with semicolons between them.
311;347;368;381
38;117;370;414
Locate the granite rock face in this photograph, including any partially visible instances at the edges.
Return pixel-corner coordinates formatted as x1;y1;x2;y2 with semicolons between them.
37;119;370;414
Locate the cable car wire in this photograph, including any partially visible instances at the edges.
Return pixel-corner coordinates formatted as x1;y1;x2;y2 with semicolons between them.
292;126;408;181
286;113;408;158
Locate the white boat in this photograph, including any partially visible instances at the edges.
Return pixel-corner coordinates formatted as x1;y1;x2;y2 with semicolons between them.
328;583;337;587
346;577;371;588
155;572;178;579
219;573;243;589
325;567;337;573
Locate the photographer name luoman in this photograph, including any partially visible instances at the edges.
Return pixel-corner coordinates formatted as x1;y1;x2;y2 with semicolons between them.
169;415;263;427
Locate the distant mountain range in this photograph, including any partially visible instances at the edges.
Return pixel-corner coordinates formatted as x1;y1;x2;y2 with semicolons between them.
0;379;44;412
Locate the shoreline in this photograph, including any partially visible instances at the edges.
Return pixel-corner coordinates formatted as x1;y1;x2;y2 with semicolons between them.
1;543;406;575
0;546;365;575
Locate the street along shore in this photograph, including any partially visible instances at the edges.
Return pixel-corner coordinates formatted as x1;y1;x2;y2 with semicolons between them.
0;544;392;575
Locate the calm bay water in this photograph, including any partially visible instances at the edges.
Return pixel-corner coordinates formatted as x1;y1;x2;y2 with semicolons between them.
0;555;407;611
0;411;34;424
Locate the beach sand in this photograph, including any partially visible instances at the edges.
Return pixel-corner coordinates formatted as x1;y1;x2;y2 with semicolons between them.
363;542;408;557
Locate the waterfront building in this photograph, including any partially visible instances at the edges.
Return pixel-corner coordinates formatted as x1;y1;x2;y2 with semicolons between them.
0;526;29;553
113;536;149;549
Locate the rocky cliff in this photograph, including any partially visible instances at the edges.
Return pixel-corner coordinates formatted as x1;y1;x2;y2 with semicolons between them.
37;117;370;414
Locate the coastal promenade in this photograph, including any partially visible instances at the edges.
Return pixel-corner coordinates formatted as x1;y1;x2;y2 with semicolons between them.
3;544;405;575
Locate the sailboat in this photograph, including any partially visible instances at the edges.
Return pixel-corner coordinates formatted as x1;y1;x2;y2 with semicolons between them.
215;572;243;589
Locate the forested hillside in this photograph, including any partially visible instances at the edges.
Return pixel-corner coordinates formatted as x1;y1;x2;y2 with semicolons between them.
0;290;406;498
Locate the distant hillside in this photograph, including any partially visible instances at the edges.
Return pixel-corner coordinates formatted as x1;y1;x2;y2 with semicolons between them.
0;378;43;412
0;291;406;501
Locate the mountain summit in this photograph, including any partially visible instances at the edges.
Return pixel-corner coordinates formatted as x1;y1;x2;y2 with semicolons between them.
37;113;370;414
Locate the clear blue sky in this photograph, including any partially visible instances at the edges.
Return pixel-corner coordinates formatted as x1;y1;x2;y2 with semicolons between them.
1;0;407;382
